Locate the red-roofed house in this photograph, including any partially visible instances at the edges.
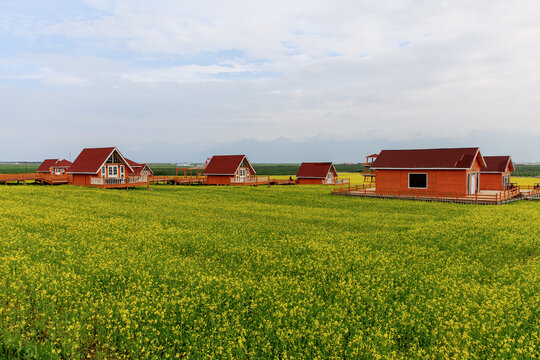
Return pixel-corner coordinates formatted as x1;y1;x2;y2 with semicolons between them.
296;162;339;184
68;147;149;188
480;156;514;190
371;147;486;197
204;155;265;185
126;159;154;176
37;159;72;175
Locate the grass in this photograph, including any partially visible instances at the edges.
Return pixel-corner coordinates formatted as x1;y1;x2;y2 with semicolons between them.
1;183;540;359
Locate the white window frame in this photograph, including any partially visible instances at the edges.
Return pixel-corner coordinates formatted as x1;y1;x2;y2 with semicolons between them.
120;165;125;177
102;166;106;177
108;165;119;178
408;173;428;189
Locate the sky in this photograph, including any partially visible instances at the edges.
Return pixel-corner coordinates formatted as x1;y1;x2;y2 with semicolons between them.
1;0;540;163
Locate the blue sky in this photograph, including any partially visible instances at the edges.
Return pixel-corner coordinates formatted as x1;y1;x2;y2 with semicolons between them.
1;0;540;162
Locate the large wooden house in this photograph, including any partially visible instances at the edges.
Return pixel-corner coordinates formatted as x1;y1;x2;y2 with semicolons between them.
296;162;339;184
68;147;149;188
203;155;258;185
36;159;72;175
480;156;514;190
371;147;487;197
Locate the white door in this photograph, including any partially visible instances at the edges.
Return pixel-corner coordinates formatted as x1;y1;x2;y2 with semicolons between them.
470;173;476;194
108;165;119;178
238;168;247;182
326;172;334;184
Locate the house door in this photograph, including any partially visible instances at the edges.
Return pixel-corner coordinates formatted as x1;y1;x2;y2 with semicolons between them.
108;165;119;178
325;172;334;184
470;172;477;194
237;168;247;183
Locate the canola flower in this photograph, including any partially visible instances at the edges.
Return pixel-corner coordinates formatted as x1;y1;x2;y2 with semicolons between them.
0;181;539;359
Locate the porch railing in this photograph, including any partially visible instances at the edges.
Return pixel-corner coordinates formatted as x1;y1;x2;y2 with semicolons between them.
229;176;270;184
90;175;148;186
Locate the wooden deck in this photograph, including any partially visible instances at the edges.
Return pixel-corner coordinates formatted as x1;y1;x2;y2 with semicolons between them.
150;175;207;185
89;175;149;189
0;173;70;185
332;185;524;205
229;176;270;186
520;185;540;200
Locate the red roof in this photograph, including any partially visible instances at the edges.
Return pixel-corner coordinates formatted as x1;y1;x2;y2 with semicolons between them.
37;159;59;172
482;156;514;173
203;155;255;175
55;159;73;168
371;148;486;169
69;147;133;174
125;158;153;175
37;159;72;172
296;162;337;178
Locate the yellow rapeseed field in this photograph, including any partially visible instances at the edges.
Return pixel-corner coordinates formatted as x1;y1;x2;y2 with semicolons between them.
0;182;539;359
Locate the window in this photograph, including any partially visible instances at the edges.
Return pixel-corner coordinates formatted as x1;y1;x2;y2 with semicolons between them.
409;173;427;189
120;165;125;176
105;152;122;164
101;166;106;177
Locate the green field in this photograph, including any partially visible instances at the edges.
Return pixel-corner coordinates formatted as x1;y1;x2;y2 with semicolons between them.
1;184;540;359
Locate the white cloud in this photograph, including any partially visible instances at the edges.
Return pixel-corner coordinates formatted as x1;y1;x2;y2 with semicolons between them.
1;0;540;160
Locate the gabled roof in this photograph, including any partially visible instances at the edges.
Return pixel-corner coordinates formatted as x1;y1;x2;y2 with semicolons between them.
68;147;134;174
36;159;59;172
55;159;73;168
203;155;255;175
36;159;72;172
296;162;337;178
482;156;514;173
125;158;154;175
371;147;486;170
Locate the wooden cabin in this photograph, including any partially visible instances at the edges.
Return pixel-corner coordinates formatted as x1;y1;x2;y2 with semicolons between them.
203;155;256;185
36;159;72;175
296;162;339;184
126;159;154;176
68;147;149;188
480;156;514;190
371;147;487;197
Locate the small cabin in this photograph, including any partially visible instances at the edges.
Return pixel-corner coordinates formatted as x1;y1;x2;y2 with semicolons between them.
480;156;514;190
296;162;338;184
203;155;255;185
36;159;72;175
371;147;486;197
126;159;154;176
68;147;149;188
